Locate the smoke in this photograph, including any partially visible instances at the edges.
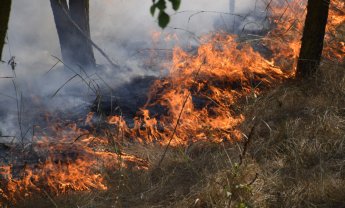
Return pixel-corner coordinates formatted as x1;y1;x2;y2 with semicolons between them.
0;0;262;138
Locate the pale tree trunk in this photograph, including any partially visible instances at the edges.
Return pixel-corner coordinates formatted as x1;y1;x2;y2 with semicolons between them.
296;0;330;78
50;0;95;69
0;0;11;60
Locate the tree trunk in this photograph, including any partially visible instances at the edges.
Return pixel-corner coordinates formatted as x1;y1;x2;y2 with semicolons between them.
0;0;11;60
50;0;75;67
296;0;330;78
50;0;95;69
69;0;95;68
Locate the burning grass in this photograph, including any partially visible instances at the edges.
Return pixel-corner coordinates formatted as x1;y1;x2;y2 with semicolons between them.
1;0;344;207
12;64;345;206
172;63;345;208
0;124;148;206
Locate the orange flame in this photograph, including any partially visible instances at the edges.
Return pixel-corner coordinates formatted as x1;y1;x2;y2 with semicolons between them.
1;0;344;205
109;0;344;147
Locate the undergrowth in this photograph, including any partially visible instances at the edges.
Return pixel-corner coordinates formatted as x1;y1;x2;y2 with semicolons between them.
12;63;345;208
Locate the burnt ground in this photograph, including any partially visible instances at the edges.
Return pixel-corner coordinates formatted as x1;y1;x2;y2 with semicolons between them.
91;76;157;119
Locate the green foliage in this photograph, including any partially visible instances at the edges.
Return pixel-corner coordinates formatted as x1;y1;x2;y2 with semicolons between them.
150;0;181;28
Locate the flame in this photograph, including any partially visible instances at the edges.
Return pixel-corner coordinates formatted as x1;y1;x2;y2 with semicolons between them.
111;1;305;145
324;0;345;61
126;33;288;145
110;0;344;147
0;123;148;204
1;0;344;205
1;159;106;202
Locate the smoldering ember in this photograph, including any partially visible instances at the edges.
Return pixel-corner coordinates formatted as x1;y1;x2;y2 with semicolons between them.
0;0;344;207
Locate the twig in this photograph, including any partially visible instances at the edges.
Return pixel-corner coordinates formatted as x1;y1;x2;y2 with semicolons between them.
42;189;58;208
0;93;16;100
51;74;78;98
73;133;90;143
12;80;24;146
45;60;60;75
164;26;201;43
222;142;234;167
157;58;206;167
51;56;98;94
186;10;245;24
0;76;15;79
239;122;257;166
246;173;259;186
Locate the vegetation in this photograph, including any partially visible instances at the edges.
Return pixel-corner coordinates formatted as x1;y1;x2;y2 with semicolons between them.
0;0;344;207
150;0;181;28
14;63;345;208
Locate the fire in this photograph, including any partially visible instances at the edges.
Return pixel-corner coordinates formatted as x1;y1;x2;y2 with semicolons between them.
1;0;344;205
0;159;106;202
0;123;148;204
325;0;345;61
133;35;284;144
115;0;344;147
111;1;303;146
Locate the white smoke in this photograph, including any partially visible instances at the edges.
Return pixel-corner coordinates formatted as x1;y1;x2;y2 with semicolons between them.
0;0;263;138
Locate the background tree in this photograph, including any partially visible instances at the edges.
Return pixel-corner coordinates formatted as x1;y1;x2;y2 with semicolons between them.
50;0;95;69
0;0;11;60
296;0;330;78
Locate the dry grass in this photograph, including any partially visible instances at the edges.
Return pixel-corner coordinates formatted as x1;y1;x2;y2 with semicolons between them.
173;64;345;208
14;143;250;208
11;63;345;208
244;63;345;207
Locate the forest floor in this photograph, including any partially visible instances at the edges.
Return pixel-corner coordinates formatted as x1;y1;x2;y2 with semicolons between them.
3;2;344;207
13;62;345;208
